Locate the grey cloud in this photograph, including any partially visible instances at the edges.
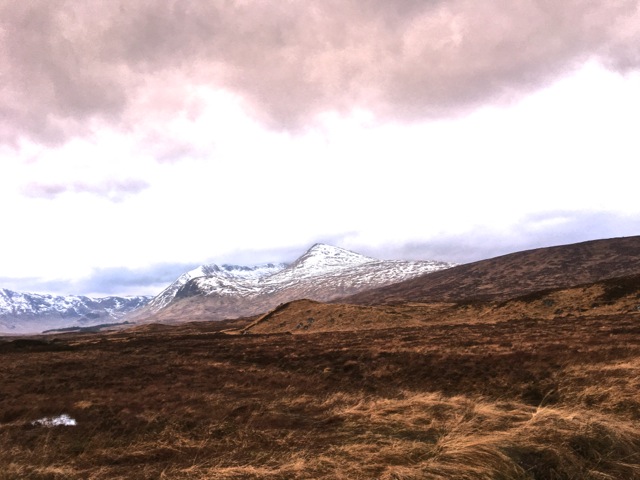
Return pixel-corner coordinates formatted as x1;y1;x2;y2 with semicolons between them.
2;215;637;297
0;262;202;297
0;276;53;295
365;211;640;265
74;248;315;297
1;0;639;144
75;264;202;296
0;2;129;145
0;248;295;297
22;178;149;201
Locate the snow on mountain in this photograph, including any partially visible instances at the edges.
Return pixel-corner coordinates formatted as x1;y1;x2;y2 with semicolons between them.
182;244;450;299
0;289;151;335
174;244;376;297
284;243;376;276
0;244;451;333
146;262;287;311
141;244;454;323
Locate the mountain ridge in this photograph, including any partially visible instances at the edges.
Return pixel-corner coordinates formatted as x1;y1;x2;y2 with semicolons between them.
147;261;287;311
137;243;454;323
0;289;151;334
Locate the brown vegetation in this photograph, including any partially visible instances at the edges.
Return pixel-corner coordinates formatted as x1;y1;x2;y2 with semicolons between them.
347;236;640;304
1;306;640;478
245;275;640;334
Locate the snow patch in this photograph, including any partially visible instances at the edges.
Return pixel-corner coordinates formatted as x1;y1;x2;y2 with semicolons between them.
31;414;77;427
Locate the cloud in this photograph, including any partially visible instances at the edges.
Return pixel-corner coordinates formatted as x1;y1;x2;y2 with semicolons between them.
1;0;638;145
1;213;637;297
0;2;129;145
0;249;297;297
22;178;149;201
0;262;201;297
76;264;199;296
136;130;210;164
365;211;640;264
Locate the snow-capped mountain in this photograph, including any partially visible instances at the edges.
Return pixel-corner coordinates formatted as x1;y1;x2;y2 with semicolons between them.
0;289;151;334
147;262;287;311
284;243;376;277
140;244;454;323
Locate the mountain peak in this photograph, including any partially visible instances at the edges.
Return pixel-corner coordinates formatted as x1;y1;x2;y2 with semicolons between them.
290;244;376;273
306;243;372;257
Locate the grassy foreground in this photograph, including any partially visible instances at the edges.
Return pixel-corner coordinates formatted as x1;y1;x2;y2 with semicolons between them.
1;313;639;479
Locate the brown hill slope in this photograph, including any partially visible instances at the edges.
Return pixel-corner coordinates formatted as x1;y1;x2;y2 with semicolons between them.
243;274;640;334
345;235;640;305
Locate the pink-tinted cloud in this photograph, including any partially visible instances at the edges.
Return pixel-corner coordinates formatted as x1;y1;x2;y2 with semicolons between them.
1;0;639;145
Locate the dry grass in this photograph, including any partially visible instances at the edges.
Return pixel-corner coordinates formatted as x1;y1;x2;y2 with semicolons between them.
1;311;640;479
245;276;640;335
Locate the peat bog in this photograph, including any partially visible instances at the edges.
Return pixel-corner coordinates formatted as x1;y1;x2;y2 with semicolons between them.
1;311;640;479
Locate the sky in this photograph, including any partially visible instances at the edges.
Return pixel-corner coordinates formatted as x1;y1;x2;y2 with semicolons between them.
1;0;640;297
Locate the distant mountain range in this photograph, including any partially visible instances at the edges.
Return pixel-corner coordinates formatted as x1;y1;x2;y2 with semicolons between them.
0;290;151;334
0;244;453;333
134;244;454;324
244;235;640;335
4;237;640;335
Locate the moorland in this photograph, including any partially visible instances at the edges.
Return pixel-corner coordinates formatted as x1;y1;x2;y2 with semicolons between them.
1;237;640;479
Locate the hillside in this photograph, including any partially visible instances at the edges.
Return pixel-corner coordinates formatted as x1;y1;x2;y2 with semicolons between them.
346;235;640;305
243;274;640;334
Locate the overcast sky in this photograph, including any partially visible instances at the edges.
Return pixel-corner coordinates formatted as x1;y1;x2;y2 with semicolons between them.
2;1;640;297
